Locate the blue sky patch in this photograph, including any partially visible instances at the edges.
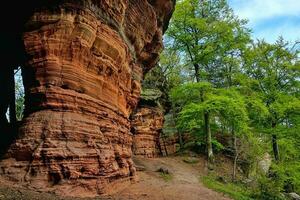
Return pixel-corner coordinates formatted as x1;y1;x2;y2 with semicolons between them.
228;0;300;43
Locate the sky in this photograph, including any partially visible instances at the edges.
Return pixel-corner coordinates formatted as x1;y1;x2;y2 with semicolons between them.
228;0;300;43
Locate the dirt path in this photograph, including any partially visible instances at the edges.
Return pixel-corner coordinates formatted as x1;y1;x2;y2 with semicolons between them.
111;156;231;200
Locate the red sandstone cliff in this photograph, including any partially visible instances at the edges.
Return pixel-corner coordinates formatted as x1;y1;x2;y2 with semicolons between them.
0;0;174;197
131;89;164;158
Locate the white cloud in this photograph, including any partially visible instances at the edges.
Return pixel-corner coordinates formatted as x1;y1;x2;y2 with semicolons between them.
231;0;300;23
229;0;300;42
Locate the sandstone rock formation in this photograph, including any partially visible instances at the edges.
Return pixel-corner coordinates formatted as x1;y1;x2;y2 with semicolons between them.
0;0;174;197
160;135;178;156
131;89;164;158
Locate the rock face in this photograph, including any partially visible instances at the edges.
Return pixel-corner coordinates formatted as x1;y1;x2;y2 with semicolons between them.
258;153;272;175
131;89;164;158
159;113;180;156
0;0;174;197
160;135;178;156
288;193;300;200
132;106;164;158
131;90;164;158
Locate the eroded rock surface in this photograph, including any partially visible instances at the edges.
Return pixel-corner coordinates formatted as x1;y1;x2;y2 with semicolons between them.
160;135;178;156
131;89;164;158
131;90;164;158
0;0;174;197
132;106;164;158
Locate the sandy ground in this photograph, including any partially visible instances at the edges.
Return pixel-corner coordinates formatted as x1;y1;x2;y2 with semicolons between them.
111;156;231;200
0;156;231;200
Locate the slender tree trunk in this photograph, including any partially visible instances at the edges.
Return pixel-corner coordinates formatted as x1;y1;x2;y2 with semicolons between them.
178;131;183;150
233;152;238;181
232;126;238;182
162;134;168;157
194;63;200;83
271;122;279;161
172;110;183;149
228;65;232;88
205;112;213;166
194;62;214;168
157;130;163;156
272;134;279;161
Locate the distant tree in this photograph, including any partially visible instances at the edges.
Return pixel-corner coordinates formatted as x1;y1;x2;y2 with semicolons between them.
171;83;248;169
243;38;300;161
5;68;24;123
15;69;24;121
166;0;251;85
143;47;186;111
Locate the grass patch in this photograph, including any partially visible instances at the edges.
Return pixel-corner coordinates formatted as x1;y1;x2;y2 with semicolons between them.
201;175;254;200
160;172;173;182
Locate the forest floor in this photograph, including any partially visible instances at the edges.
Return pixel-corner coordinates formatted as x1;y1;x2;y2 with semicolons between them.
0;155;232;200
111;156;232;200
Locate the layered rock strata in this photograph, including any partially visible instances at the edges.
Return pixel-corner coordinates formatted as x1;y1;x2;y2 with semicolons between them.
160;136;178;156
131;89;164;158
0;0;174;197
131;108;164;158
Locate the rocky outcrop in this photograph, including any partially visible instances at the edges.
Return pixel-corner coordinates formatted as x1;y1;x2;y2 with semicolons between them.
131;89;164;158
132;107;164;158
160;135;178;156
0;0;174;197
258;153;272;174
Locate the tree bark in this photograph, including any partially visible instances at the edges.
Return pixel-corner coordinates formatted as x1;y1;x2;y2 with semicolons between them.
178;131;183;150
272;134;279;161
272;122;279;161
172;110;183;149
157;130;164;157
205;112;213;166
194;63;200;83
232;126;238;182
162;134;169;156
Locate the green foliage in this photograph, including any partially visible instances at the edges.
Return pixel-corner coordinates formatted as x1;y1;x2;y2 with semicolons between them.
143;48;187;111
254;175;286;200
152;0;300;198
211;139;225;152
243;39;300;126
167;0;251;84
15;69;24;121
171;82;213;106
162;113;178;137
171;82;249;138
159;172;173;182
201;175;253;200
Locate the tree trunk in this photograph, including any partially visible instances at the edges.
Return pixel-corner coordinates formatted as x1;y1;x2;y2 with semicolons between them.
272;134;279;161
272;122;279;161
172;110;183;150
178;131;183;149
194;63;200;83
205;112;213;166
232;127;238;182
162;134;169;156
157;130;163;156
